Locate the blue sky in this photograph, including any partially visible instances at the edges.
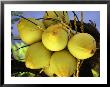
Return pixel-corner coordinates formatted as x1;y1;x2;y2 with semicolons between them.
11;11;100;36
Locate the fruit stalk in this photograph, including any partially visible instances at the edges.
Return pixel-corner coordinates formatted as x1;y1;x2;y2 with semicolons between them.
80;11;84;33
74;16;77;34
76;59;80;77
61;21;75;35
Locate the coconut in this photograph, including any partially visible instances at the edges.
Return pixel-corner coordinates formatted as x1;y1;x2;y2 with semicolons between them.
25;42;51;69
17;18;45;44
49;50;77;77
42;23;68;51
68;33;96;59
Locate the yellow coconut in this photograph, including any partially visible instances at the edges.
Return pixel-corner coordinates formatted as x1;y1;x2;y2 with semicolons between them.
43;11;70;28
25;42;51;69
42;23;68;51
17;18;45;44
49;50;77;77
68;33;96;59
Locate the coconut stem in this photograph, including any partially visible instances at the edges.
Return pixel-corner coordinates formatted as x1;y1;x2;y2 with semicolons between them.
76;59;84;77
39;69;44;74
76;59;80;77
74;16;77;34
61;21;75;35
80;11;84;33
80;60;84;68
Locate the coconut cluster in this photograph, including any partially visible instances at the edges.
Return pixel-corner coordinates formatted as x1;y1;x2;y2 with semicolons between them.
17;11;96;77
